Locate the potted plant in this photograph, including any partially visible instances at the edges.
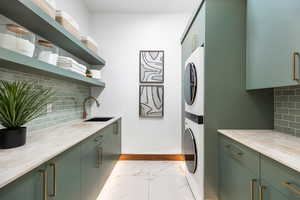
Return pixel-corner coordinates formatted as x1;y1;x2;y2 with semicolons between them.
86;69;93;78
0;81;54;149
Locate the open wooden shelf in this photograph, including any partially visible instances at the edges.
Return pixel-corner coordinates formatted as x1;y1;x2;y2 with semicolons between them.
0;47;105;87
0;0;105;66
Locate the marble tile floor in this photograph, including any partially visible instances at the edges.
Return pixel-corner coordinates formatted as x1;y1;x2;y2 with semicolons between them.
97;161;195;200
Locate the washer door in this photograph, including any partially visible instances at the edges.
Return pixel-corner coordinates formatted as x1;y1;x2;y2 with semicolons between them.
184;63;197;105
183;128;197;173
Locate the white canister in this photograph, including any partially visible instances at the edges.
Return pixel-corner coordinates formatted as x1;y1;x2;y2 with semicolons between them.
90;69;102;80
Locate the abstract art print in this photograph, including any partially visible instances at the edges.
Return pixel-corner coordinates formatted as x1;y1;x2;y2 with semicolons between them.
139;50;164;83
139;85;164;118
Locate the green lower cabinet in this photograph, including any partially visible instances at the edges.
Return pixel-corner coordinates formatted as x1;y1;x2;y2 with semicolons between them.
0;165;45;200
219;135;300;200
219;136;259;200
81;133;103;200
260;180;289;200
0;120;122;200
48;144;81;200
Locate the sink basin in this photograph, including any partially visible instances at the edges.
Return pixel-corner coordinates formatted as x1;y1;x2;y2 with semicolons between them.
84;117;114;122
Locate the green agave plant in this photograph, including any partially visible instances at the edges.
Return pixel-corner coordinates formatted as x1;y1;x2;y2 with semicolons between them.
0;81;55;129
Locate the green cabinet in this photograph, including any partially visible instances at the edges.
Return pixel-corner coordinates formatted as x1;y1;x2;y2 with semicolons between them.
81;131;104;200
219;135;259;200
219;135;300;200
246;0;300;89
0;165;46;200
260;180;289;200
81;120;122;200
0;119;122;200
48;144;82;200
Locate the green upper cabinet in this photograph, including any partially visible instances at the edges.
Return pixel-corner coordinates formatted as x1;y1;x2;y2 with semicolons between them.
246;0;300;89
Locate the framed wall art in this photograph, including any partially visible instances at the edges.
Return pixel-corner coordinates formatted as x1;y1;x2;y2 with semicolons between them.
139;50;164;83
139;85;164;118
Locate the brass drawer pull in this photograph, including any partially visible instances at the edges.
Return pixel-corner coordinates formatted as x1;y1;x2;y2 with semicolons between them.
282;181;300;195
251;179;257;200
94;135;103;142
259;185;266;200
96;146;103;168
49;163;57;197
292;52;300;81
226;144;243;157
39;169;48;200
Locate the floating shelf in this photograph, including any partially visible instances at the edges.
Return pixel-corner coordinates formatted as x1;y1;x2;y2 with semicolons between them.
0;0;105;66
0;48;106;87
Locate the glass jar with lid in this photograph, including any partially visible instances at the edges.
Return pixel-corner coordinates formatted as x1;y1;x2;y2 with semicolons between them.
0;23;35;57
34;39;58;66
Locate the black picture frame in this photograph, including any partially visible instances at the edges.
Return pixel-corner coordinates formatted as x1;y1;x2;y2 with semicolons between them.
139;85;164;118
139;50;164;83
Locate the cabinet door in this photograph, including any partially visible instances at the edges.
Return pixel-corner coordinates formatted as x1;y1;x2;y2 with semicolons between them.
261;156;300;200
260;180;290;200
0;166;46;200
112;120;121;159
48;144;81;200
246;0;300;89
0;178;28;200
81;135;102;200
99;125;115;189
219;136;259;200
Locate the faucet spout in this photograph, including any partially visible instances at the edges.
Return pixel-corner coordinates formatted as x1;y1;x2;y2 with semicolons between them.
83;96;100;119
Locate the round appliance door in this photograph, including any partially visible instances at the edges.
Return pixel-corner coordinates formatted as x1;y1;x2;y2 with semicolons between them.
183;128;197;173
184;63;197;105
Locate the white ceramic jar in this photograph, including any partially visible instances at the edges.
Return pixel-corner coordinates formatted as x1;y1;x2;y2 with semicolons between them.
34;39;58;65
0;24;35;57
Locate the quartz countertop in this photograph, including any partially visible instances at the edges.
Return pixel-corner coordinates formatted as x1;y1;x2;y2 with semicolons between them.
218;129;300;173
0;116;121;189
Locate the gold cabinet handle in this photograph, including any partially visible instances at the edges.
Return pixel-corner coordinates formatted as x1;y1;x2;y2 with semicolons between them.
251;179;257;200
259;185;266;200
226;145;243;157
96;146;103;168
49;163;57;197
114;123;119;135
282;181;300;195
39;169;48;200
292;52;300;81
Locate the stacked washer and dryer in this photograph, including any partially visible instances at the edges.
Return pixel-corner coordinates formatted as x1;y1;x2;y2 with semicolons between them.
183;47;205;200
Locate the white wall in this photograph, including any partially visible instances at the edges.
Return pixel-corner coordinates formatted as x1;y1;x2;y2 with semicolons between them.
90;13;189;154
56;0;90;35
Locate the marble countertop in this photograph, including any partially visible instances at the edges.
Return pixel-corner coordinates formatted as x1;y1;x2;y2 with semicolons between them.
218;129;300;173
0;116;121;189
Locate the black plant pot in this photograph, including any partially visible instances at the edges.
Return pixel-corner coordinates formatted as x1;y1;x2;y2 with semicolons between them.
0;127;26;149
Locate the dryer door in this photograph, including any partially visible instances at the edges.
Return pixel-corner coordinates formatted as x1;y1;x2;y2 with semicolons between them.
183;128;197;173
184;63;197;105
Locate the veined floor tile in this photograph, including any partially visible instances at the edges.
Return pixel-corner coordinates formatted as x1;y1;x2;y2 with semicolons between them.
97;176;149;200
149;175;195;200
97;161;195;200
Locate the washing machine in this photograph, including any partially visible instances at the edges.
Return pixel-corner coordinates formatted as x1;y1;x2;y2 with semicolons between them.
184;47;204;116
183;47;204;200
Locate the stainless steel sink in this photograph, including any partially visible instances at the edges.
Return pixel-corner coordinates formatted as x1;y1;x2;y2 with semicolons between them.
84;117;114;122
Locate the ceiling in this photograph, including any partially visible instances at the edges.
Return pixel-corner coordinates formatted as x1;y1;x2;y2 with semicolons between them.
84;0;199;13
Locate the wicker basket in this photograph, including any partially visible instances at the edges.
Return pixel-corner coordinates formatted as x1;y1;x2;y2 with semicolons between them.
31;0;55;19
55;16;80;40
